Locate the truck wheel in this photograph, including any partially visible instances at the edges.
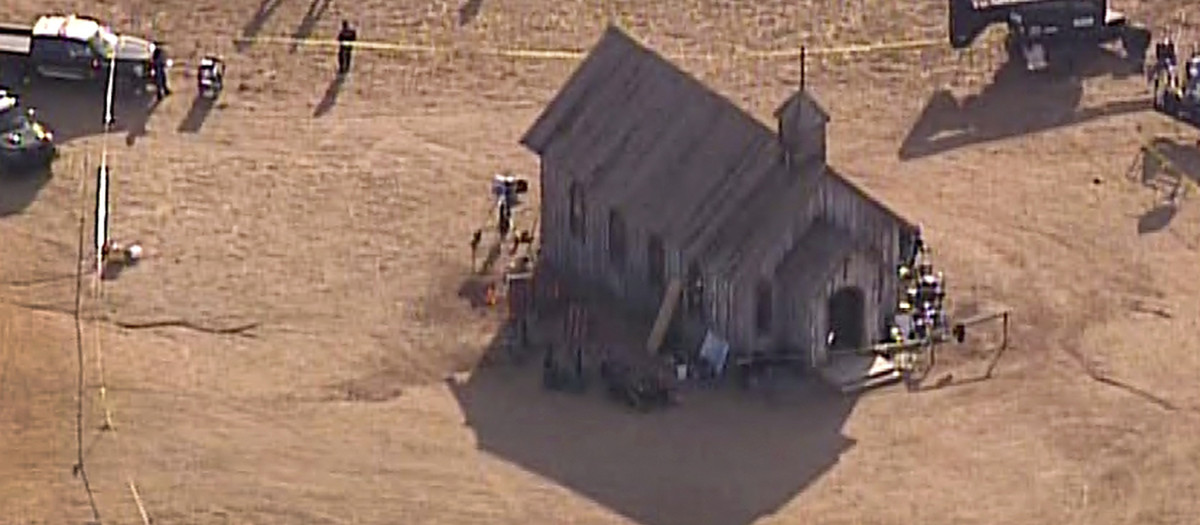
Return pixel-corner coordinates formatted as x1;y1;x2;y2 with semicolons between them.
1003;33;1021;62
1162;94;1178;114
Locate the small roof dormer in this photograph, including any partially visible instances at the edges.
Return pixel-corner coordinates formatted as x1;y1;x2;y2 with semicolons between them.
774;89;829;169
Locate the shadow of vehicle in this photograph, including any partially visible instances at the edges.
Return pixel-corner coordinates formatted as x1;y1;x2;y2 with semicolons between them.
0;166;52;217
900;48;1149;161
448;308;858;525
12;78;156;144
177;95;216;133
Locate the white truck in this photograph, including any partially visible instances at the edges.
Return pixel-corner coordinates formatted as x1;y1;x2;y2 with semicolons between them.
0;14;165;91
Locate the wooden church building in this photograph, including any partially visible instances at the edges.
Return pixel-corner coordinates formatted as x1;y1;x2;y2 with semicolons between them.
520;25;919;368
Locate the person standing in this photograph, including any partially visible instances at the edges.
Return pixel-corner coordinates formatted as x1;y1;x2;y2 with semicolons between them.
151;43;170;99
337;20;358;75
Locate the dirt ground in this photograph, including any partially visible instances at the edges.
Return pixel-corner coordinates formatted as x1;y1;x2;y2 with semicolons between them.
2;0;1200;523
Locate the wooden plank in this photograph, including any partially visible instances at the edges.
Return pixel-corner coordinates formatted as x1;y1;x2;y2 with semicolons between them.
817;354;901;394
646;278;683;355
839;370;902;394
956;308;1011;326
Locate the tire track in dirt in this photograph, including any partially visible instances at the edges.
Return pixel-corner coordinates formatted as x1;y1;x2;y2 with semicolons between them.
0;299;261;338
937;203;1186;413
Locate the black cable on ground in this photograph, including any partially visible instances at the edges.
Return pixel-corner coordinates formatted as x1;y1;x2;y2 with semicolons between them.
73;162;102;523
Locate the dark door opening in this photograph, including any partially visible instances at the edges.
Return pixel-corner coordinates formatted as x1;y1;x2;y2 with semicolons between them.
827;287;865;351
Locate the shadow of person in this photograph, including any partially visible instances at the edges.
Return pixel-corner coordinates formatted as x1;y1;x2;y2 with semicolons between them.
124;97;163;146
313;74;346;118
449;327;859;525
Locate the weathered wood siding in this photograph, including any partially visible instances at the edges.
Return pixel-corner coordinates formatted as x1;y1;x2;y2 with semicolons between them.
538;158;569;270
780;124;827;169
617;225;662;313
801;247;885;366
723;194;824;354
543;159;905;365
659;167;906;358
814;175;903;327
539;158;602;294
541;158;684;317
777;92;829;170
713;169;905;362
666;258;738;351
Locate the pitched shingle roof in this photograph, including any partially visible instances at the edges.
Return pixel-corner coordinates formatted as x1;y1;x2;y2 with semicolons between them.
521;24;913;282
774;219;864;297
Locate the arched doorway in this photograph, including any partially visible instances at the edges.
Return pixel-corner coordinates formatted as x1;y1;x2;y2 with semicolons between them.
826;287;865;351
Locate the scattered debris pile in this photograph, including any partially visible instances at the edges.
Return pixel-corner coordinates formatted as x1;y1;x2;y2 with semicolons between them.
100;239;143;280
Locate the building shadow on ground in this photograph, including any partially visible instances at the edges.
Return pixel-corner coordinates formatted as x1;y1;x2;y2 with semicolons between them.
14;78;156;144
0;166;52;217
900;49;1148;161
447;279;859;525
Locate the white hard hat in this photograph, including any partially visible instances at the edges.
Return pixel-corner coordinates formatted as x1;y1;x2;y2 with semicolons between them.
127;244;143;261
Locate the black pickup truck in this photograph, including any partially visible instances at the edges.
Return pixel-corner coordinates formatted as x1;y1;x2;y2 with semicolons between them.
949;0;1149;72
0;14;165;91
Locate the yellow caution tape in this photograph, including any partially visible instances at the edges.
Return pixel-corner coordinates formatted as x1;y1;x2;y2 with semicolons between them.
230;34;947;61
749;38;943;58
490;47;589;60
232;35;586;59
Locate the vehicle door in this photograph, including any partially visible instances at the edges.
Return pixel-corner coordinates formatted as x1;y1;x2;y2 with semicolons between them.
30;36;97;80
